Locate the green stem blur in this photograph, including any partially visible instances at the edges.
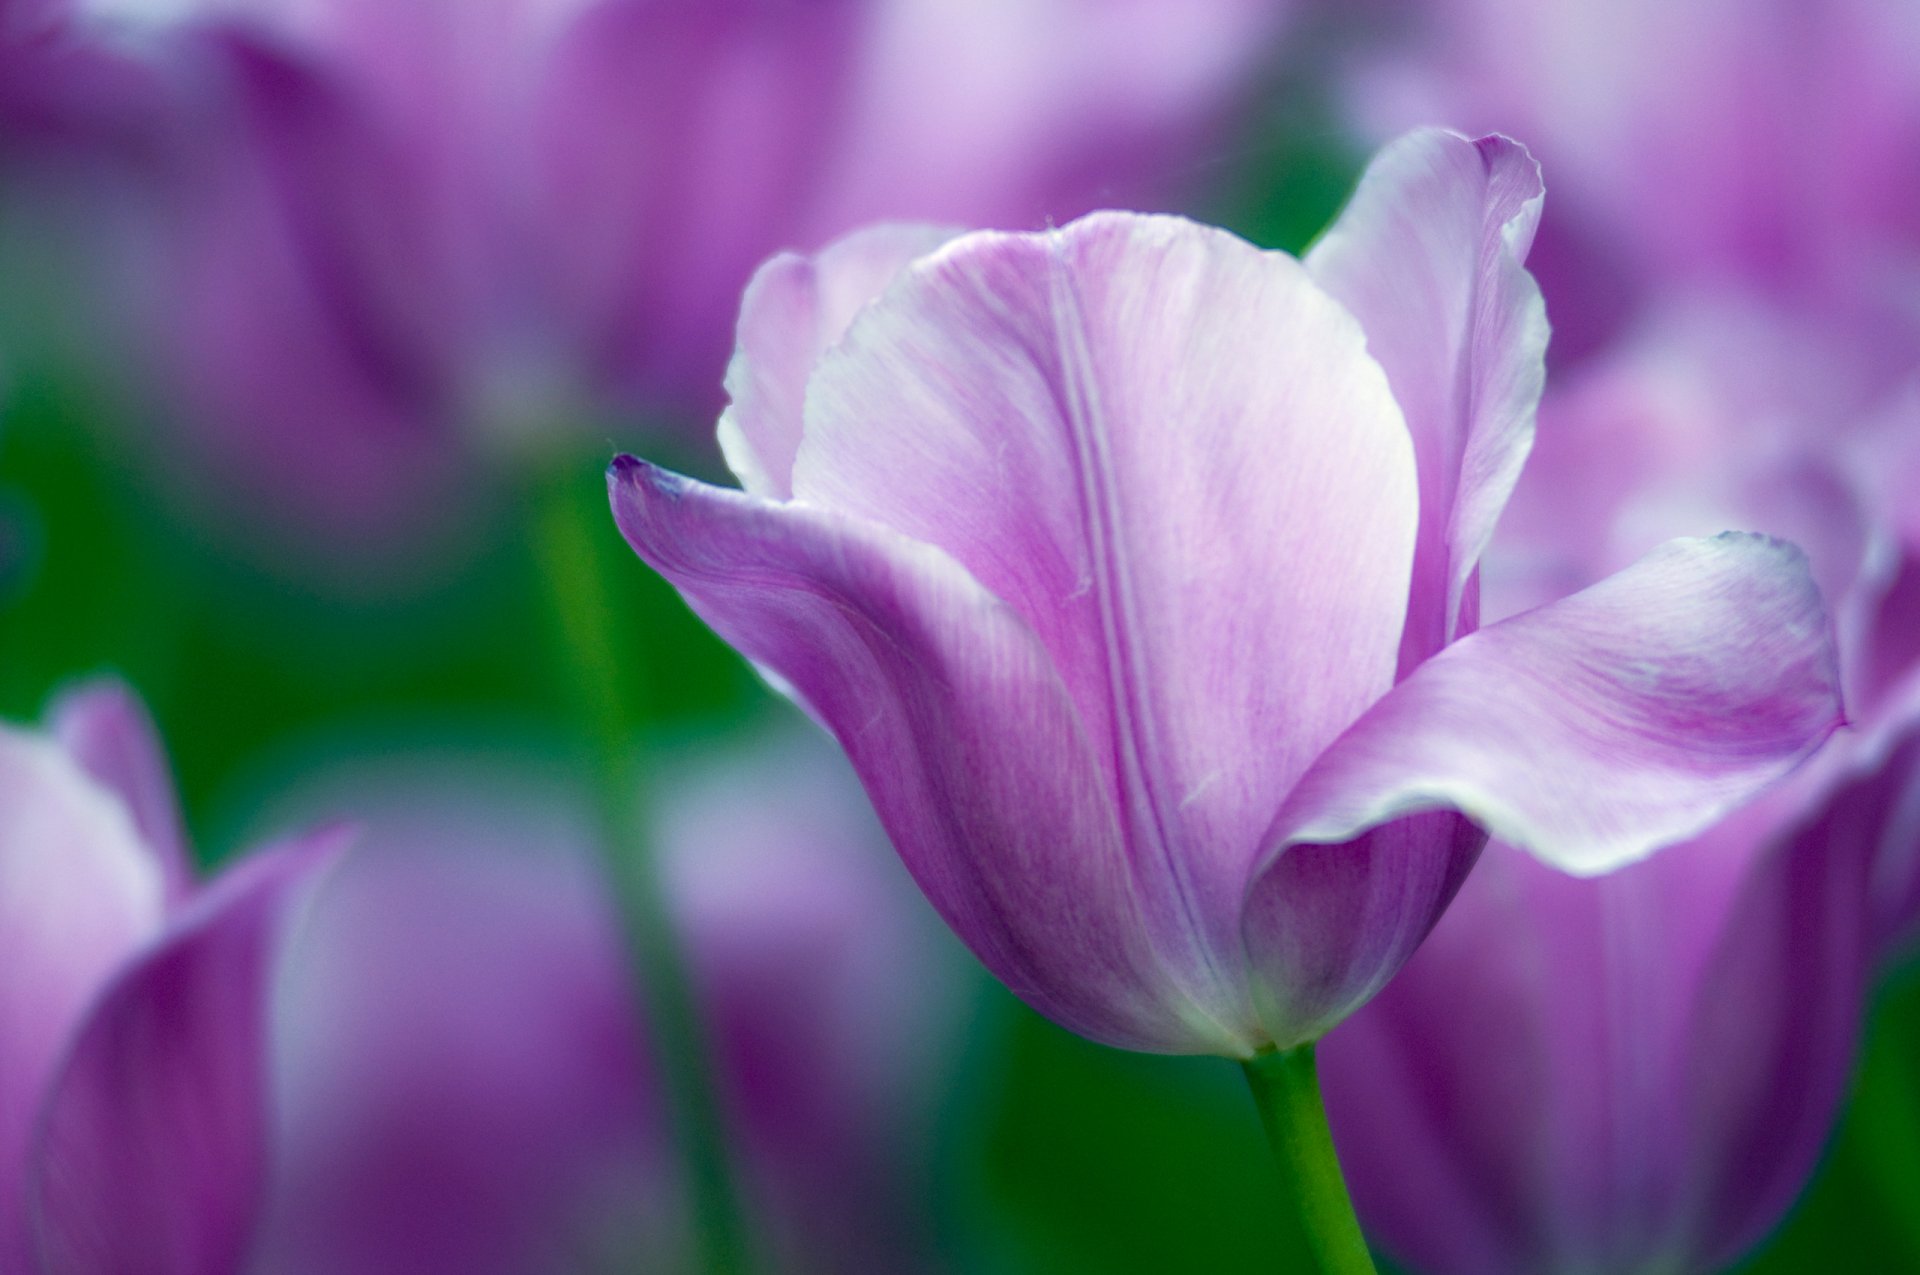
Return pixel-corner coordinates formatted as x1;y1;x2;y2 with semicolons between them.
532;461;754;1275
1241;1044;1378;1275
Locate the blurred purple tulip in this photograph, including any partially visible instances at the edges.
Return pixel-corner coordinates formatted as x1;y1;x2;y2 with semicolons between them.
609;129;1844;1058
1321;750;1900;1275
61;0;1287;556
247;728;967;1274
0;679;341;1275
1320;295;1920;1274
1338;0;1920;361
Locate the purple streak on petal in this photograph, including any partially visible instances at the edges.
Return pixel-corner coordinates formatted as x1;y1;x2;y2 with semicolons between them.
0;731;164;1273
1306;128;1548;669
793;214;1418;1018
46;678;193;905
1263;532;1843;880
608;457;1231;1054
27;826;347;1275
719;222;961;500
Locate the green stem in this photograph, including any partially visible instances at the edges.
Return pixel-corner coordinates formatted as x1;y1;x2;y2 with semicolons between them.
1242;1044;1378;1275
532;464;753;1274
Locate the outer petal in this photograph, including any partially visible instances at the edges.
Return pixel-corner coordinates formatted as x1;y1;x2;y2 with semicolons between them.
717;223;961;499
47;678;193;904
1306;128;1548;668
0;730;164;1273
608;458;1237;1054
793;213;1418;1015
27;827;347;1275
1261;532;1842;879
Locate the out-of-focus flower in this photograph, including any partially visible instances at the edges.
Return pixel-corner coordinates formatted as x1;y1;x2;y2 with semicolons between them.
0;679;341;1275
1321;750;1903;1275
1;0;156;160
609;129;1844;1058
1320;297;1920;1275
1337;0;1920;360
246;726;967;1274
59;0;1288;558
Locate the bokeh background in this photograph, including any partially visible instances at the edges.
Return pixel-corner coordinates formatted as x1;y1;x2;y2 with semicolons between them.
2;1;1917;1271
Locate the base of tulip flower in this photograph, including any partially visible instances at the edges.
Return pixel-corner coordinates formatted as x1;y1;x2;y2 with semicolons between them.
1241;1044;1378;1275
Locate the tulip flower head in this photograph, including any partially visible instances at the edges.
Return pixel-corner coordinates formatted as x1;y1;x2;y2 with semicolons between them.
611;129;1845;1058
0;679;341;1275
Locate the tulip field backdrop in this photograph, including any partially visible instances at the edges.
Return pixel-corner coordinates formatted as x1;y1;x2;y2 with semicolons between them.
3;2;1920;1273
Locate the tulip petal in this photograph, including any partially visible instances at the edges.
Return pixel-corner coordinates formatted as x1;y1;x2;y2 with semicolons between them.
1239;811;1485;1048
1256;532;1843;884
719;223;962;500
608;457;1242;1053
792;213;1418;1003
27;828;348;1275
1307;128;1547;667
47;679;194;905
0;732;164;1273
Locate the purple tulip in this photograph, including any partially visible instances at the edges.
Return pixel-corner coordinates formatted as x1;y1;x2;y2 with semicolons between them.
0;679;342;1275
608;128;1845;1057
66;0;1285;555
247;728;966;1273
1320;295;1920;1274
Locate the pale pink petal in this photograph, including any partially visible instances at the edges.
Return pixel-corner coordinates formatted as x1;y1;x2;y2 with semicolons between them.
1306;128;1548;667
717;223;960;499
